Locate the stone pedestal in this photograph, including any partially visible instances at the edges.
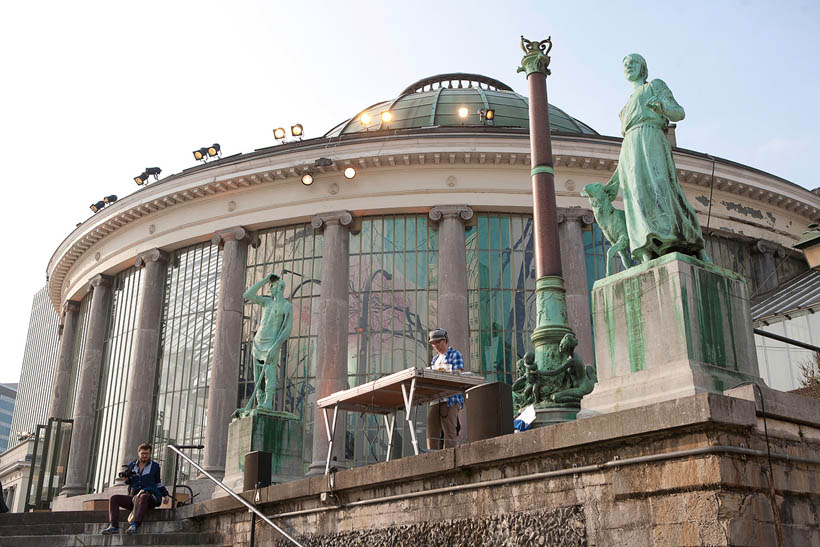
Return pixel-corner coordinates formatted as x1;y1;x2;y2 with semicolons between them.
581;253;763;415
532;407;580;428
220;409;303;494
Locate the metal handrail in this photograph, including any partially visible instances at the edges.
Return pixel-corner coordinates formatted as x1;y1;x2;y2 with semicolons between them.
168;444;303;547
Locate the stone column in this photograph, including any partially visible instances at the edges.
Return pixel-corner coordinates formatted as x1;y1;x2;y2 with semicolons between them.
61;274;112;496
429;205;473;372
751;239;784;294
47;301;81;419
202;227;250;479
307;211;353;476
119;249;169;466
557;208;595;366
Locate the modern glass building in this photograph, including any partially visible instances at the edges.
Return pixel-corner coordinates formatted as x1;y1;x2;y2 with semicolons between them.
32;73;818;496
0;385;17;451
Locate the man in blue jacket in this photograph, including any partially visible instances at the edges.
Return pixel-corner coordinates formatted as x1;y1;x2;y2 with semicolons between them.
102;443;171;535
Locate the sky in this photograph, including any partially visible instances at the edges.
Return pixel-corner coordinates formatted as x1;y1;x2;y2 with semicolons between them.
1;0;818;383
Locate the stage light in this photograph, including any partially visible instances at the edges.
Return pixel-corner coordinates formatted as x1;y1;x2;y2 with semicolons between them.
273;127;286;140
301;173;314;186
90;201;105;213
103;195;118;204
479;108;495;121
315;157;333;167
145;167;162;178
344;167;356;179
381;111;392;123
134;172;149;185
360;113;372;125
193;148;209;161
207;143;221;157
291;124;303;137
458;107;469;118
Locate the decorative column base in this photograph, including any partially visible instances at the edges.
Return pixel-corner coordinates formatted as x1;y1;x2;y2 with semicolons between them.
581;253;763;416
218;409;303;496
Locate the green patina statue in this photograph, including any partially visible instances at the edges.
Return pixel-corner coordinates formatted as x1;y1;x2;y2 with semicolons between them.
581;183;632;276
241;273;293;413
517;35;552;76
590;53;709;267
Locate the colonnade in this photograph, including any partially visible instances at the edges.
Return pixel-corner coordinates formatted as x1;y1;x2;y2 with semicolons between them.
50;207;600;494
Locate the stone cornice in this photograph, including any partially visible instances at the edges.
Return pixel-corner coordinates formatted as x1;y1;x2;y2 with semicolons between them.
135;248;170;268
311;211;354;231
44;135;820;312
556;207;594;225
429;205;474;223
211;226;250;247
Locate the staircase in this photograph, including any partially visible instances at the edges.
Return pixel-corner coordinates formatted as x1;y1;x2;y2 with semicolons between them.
0;509;225;547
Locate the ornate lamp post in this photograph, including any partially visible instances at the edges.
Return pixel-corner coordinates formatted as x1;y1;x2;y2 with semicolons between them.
515;36;595;424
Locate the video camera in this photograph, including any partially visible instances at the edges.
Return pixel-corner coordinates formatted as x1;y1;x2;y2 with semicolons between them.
118;464;137;480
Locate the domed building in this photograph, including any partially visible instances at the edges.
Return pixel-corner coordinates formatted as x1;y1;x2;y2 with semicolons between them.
41;73;820;498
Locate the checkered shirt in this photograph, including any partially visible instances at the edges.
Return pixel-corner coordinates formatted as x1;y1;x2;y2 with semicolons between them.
429;347;465;407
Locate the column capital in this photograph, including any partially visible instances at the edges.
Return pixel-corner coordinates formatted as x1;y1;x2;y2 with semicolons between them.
88;274;113;289
311;210;353;231
557;207;594;226
135;248;170;268
753;239;785;258
429;205;474;224
211;226;250;247
63;300;81;315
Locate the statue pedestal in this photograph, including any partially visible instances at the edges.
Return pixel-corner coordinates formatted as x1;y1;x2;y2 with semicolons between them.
532;406;580;428
220;409;303;494
581;253;763;415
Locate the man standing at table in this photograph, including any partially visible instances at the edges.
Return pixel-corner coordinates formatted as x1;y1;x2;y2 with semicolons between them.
426;328;464;449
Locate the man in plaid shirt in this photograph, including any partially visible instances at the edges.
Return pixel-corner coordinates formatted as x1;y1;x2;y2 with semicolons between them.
427;328;464;449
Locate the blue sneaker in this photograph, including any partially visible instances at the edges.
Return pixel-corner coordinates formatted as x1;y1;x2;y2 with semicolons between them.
126;523;140;534
101;523;119;535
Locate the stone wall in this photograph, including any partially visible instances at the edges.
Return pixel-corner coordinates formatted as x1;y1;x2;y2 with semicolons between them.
179;387;820;546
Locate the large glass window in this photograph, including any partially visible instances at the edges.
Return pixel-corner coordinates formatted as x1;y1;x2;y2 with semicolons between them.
347;215;438;467
243;224;322;472
89;267;141;493
152;242;221;482
467;214;537;383
755;313;820;391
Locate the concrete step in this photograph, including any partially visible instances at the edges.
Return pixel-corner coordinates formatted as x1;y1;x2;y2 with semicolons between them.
0;518;199;537
0;531;222;547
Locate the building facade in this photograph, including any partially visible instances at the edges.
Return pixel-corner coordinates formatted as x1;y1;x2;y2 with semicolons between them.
7;286;59;450
0;385;16;452
39;74;819;496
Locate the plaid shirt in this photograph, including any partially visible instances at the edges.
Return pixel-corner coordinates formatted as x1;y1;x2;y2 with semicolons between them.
429;347;464;407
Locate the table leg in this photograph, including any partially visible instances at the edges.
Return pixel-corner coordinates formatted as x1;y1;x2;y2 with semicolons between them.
400;378;419;455
323;406;339;475
383;414;396;462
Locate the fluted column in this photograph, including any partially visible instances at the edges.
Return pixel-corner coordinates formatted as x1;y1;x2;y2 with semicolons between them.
48;301;81;419
751;239;784;294
62;274;112;496
119;249;169;467
202;227;250;478
307;211;353;476
429;205;473;371
557;208;595;365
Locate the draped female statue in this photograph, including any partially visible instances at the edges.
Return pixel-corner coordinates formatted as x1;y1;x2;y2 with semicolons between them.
603;54;709;264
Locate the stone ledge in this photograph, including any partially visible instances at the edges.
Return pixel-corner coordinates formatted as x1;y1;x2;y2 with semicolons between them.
724;383;820;427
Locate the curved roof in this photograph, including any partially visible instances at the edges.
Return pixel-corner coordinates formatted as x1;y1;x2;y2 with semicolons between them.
325;73;598;137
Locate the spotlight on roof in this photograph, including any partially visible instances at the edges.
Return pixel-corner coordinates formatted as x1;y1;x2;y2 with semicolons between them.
314;157;333;167
103;195;118;204
360;113;372;125
479;108;495;121
458;107;469;119
90;200;106;213
134;171;149;185
343;167;357;179
273;127;286;140
193;147;209;161
145;167;162;178
291;124;303;138
301;172;314;186
381;111;392;123
207;143;221;158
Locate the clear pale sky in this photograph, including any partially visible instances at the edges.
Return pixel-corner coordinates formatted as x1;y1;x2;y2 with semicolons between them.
1;1;818;383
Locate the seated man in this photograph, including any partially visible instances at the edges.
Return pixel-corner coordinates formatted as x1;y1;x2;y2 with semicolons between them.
102;443;170;535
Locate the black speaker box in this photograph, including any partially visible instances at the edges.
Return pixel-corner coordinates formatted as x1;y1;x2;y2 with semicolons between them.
243;450;272;492
465;381;513;443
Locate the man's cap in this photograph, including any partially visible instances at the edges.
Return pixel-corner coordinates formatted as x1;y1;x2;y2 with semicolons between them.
428;328;448;342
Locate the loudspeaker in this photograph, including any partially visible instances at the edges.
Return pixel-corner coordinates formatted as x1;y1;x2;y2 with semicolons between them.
243;451;272;492
465;382;513;443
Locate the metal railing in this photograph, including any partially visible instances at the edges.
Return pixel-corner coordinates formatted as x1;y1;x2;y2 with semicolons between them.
168;444;303;547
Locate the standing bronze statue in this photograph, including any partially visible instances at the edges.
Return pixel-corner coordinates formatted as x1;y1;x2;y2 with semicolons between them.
242;273;293;412
597;53;709;266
